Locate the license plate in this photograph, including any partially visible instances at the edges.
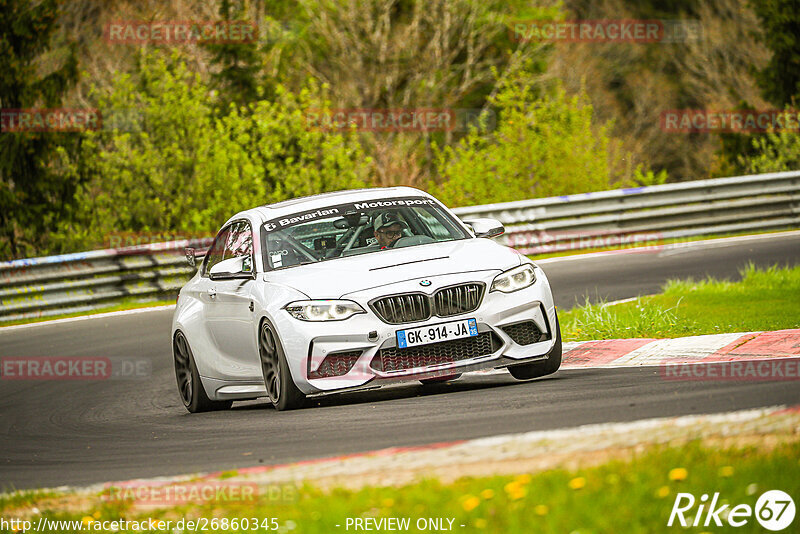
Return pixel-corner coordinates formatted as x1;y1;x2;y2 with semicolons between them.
396;318;478;349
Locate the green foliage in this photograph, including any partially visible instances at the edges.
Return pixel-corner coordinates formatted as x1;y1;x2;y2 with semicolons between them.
629;166;668;187
740;127;800;174
722;1;800;176
0;0;79;259
749;0;800;106
54;52;370;252
430;76;613;207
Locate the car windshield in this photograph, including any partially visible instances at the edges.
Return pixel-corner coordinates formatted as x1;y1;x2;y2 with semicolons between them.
260;196;469;270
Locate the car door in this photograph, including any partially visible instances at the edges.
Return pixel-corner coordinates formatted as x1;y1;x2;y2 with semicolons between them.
204;220;261;380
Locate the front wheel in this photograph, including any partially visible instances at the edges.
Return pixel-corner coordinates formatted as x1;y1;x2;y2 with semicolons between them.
508;314;562;380
259;320;306;411
173;331;232;413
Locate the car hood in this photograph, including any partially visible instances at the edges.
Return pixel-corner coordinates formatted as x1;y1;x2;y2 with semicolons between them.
266;238;522;299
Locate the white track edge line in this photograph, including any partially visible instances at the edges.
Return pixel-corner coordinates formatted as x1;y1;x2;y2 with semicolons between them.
0;305;176;332
536;230;800;263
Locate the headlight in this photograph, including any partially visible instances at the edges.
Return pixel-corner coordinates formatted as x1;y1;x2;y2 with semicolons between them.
284;300;365;321
490;264;536;293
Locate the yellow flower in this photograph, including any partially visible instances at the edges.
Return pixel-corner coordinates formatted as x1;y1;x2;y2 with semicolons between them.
656;486;670;498
480;489;495;500
504;481;527;500
382;498;394;507
92;511;101;519
568;477;586;490
81;517;95;526
534;504;549;516
475;519;487;529
669;468;688;481
515;474;532;484
510;488;527;500
462;496;481;512
718;466;734;478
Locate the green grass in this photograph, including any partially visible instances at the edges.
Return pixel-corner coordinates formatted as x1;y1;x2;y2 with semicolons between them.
0;298;174;328
561;264;800;341
2;440;798;533
0;489;59;510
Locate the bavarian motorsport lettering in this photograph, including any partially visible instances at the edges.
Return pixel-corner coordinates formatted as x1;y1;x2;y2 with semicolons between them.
262;197;436;232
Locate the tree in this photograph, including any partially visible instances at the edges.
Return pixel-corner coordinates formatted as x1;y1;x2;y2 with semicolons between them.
430;76;614;207
0;0;79;259
293;0;559;187
749;0;800;107
725;1;800;176
204;0;261;113
54;52;371;252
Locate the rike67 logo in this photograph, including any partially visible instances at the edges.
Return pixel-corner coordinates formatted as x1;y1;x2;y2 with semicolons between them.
669;490;795;531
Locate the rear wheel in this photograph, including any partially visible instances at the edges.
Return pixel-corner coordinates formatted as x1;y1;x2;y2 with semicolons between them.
508;315;562;380
173;331;232;413
259;320;305;411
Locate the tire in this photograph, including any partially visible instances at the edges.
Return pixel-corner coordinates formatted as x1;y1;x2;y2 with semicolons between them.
420;373;462;384
508;314;562;381
173;331;233;413
259;319;305;411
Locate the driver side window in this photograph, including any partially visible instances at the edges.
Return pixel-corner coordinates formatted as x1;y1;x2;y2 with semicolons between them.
223;221;254;273
202;225;231;277
202;221;254;277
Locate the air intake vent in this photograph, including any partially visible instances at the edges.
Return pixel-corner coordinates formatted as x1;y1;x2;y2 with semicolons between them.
501;321;547;345
307;350;362;379
371;332;501;372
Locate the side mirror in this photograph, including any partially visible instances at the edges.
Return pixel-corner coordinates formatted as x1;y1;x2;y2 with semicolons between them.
462;218;505;239
185;247;196;267
209;256;254;280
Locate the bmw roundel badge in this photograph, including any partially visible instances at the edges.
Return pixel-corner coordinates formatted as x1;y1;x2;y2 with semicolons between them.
420;280;432;287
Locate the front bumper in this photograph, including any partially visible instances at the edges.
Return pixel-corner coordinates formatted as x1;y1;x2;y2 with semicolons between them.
278;265;558;395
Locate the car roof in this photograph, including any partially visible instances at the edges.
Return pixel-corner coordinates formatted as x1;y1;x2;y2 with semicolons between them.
224;186;433;226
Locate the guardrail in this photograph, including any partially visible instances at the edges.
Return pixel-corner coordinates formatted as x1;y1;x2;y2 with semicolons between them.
0;238;213;322
1;171;798;322
452;170;800;254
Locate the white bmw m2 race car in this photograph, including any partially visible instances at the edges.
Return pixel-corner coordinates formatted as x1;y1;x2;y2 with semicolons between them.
172;188;561;412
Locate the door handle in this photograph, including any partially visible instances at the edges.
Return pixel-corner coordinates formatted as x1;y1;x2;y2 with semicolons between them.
208;288;217;299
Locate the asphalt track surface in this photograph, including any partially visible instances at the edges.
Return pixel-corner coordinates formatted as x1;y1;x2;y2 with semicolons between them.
1;232;799;490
